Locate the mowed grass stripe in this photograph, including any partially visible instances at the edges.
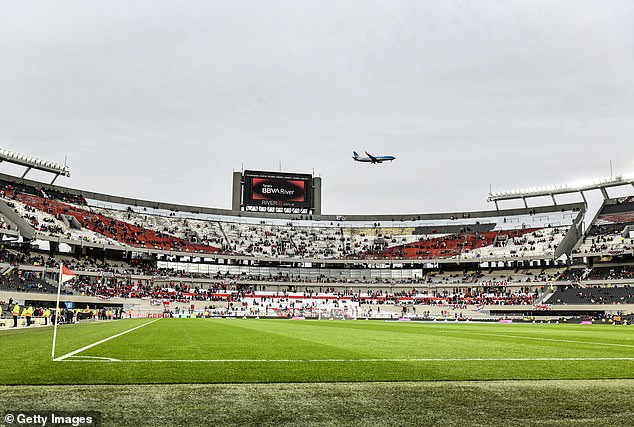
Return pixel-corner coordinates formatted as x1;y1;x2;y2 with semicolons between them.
78;318;512;361
217;319;634;359
1;319;633;384
77;319;366;361
205;319;532;360
66;318;634;384
319;319;634;346
71;319;633;362
218;318;450;360
425;327;634;359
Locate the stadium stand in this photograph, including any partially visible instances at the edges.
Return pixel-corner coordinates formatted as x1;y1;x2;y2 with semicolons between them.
549;284;634;305
1;177;579;261
0;174;632;323
1;186;220;253
0;271;57;293
574;197;634;255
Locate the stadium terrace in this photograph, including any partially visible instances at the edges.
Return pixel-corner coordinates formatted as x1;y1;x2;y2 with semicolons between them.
0;164;633;324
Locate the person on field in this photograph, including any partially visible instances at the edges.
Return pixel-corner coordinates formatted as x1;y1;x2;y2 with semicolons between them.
25;305;33;327
12;303;20;327
20;306;28;326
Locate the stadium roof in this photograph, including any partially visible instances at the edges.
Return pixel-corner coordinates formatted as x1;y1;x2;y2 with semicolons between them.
0;148;70;184
488;174;634;207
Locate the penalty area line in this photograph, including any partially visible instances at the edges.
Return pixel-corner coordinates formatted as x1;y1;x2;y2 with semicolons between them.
53;319;160;362
56;356;634;363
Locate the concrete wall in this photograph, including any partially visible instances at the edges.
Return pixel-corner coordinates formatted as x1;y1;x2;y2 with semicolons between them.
0;198;36;239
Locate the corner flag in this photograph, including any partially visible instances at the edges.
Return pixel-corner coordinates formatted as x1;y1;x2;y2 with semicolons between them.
61;265;76;284
52;263;76;360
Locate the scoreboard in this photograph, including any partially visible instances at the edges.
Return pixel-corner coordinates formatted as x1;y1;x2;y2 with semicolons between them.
242;170;313;209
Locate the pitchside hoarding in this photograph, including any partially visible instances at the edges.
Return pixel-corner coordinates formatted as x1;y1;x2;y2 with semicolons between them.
243;170;312;209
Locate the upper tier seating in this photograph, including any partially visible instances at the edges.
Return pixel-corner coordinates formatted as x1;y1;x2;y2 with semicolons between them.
3;196;120;245
574;197;634;254
4;192;220;253
0;179;575;260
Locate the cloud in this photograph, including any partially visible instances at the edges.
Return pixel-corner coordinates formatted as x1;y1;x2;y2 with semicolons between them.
1;0;633;214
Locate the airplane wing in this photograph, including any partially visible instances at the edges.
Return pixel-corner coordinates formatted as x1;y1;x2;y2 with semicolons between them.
365;151;380;163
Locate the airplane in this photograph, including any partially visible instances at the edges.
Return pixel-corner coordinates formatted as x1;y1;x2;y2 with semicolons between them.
352;151;396;164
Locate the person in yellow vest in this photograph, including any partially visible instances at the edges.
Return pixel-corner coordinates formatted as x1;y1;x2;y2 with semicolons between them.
43;308;51;326
20;306;28;326
92;309;98;320
12;303;20;327
25;305;33;327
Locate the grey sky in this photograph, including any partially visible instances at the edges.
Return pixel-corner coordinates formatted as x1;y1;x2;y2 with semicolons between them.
1;0;633;215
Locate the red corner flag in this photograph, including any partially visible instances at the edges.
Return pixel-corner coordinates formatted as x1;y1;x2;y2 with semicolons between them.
61;264;76;285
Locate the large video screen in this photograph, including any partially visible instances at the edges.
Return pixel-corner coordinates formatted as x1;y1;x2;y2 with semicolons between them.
243;170;312;209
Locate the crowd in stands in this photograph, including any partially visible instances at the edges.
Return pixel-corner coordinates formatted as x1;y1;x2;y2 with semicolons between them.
0;249;30;266
556;268;586;282
1;181;221;253
584;266;634;281
0;270;56;293
2;180;634;320
0;178;575;261
574;198;634;254
576;229;633;254
18;194;219;253
0;180;87;206
2;244;634;286
65;274;538;307
550;284;634;305
557;266;634;282
1;246;634;312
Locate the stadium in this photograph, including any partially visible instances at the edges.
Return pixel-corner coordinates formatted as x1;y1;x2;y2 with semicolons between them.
1;148;633;426
3;2;634;425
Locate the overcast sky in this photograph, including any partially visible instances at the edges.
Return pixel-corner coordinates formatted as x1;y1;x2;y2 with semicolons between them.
1;0;633;215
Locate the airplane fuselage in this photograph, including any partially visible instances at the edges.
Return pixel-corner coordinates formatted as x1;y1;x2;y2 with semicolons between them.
352;151;396;164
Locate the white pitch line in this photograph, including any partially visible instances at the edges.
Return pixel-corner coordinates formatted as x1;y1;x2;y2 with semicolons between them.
434;329;634;349
57;357;634;363
68;355;122;362
54;319;159;362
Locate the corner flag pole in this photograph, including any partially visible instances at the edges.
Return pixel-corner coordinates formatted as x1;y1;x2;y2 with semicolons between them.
51;262;64;360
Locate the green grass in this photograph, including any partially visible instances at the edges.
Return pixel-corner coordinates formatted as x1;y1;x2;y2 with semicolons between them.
1;318;633;426
1;318;633;384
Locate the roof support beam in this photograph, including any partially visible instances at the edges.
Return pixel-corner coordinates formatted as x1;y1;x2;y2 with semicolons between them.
600;187;609;199
21;166;32;179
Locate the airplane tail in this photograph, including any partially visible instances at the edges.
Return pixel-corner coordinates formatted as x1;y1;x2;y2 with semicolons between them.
352;151;360;159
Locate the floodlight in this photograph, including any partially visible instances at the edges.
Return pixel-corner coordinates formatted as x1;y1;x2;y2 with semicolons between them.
0;147;70;183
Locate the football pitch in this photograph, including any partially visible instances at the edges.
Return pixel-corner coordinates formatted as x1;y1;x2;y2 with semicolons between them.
1;318;634;426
